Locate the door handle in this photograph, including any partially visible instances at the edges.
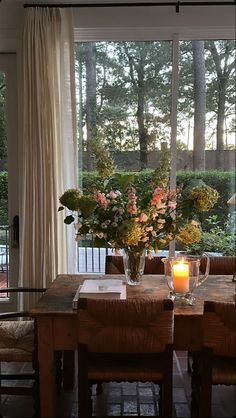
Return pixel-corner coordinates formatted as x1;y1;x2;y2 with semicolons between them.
12;215;19;248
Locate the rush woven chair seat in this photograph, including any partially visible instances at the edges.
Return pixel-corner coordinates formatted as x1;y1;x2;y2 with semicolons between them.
105;254;165;274
77;298;174;418
191;301;236;418
0;287;46;415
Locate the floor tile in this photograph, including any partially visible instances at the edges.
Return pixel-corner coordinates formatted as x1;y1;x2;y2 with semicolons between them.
1;353;236;417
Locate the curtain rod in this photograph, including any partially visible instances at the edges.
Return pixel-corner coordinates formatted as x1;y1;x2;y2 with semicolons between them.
23;1;236;14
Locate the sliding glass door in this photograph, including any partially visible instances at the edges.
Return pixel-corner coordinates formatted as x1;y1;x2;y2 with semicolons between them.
0;54;19;311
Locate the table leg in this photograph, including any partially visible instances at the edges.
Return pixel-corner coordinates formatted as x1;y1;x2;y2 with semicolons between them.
37;318;56;418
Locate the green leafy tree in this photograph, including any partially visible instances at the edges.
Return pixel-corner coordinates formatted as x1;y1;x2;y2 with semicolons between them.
205;40;236;167
76;41;172;170
75;40;235;173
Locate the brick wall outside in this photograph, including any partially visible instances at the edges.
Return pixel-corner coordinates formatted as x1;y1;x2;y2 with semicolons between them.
83;149;236;171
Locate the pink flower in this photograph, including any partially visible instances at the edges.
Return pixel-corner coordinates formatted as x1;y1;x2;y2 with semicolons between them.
168;189;177;200
128;187;137;203
158;209;166;215
95;191;108;208
151;188;167;206
139;213;148;222
147;251;153;260
109;190;119;199
168;189;177;209
156;203;166;210
96;232;107;239
74;222;82;230
127;187;137;214
127;203;137;214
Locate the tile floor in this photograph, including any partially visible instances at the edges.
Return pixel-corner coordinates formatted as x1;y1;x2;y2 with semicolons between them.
0;351;235;418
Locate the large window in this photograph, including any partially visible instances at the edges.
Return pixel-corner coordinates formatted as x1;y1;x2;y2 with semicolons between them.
75;41;172;172
177;40;235;255
74;39;235;271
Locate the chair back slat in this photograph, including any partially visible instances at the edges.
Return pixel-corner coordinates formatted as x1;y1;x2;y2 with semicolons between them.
77;298;173;354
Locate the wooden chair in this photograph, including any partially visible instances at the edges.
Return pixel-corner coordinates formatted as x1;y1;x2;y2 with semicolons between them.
105;254;165;274
0;287;46;415
191;300;236;418
77;298;174;418
188;256;236;373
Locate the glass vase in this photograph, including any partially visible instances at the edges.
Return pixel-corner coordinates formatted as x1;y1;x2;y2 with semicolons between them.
123;249;145;285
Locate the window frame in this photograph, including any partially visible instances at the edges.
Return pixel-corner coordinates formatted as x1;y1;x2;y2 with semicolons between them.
74;27;235;267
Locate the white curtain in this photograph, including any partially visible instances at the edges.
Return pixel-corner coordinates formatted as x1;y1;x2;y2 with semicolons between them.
20;8;77;308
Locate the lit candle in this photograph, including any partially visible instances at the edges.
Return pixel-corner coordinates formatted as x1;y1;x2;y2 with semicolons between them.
173;261;189;293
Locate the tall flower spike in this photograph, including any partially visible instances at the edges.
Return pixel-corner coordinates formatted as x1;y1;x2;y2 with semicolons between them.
92;142;116;179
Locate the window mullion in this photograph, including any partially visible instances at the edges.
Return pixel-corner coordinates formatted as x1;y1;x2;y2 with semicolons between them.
169;34;179;256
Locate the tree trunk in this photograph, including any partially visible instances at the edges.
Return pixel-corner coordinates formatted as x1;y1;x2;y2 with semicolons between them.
137;74;148;169
123;43;148;170
137;46;148;169
216;79;226;168
192;40;206;171
85;42;97;171
77;46;84;187
206;41;235;170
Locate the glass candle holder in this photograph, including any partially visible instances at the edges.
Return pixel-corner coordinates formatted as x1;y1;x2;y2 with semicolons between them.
162;255;210;305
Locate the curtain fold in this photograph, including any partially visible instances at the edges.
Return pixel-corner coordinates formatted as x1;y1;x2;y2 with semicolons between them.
20;8;77;309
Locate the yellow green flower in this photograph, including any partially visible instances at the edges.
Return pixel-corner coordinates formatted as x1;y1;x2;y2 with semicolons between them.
190;185;219;211
59;188;82;211
93;143;116;179
120;220;143;247
177;223;202;245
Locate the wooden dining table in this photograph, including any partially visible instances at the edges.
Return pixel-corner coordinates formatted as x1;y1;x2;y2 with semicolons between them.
30;273;235;418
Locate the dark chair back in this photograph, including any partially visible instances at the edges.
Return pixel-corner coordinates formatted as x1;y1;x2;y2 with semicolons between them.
105;255;164;274
200;256;236;275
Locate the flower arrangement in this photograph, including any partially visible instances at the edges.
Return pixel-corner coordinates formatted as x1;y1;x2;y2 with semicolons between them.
58;149;219;259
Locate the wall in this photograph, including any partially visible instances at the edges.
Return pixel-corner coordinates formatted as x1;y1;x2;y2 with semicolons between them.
73;3;235;40
0;1;235;45
82;150;236;171
0;1;23;51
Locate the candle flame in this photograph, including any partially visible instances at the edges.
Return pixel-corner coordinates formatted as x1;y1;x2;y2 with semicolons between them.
177;257;187;264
